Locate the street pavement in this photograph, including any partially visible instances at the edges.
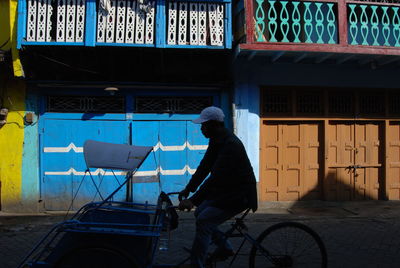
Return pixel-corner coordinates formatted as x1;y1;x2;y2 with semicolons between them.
1;201;400;268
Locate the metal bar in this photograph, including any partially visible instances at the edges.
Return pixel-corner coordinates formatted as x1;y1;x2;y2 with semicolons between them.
16;223;64;268
228;238;247;267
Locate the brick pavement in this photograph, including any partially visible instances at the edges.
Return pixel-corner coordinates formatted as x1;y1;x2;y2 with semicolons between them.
2;202;400;268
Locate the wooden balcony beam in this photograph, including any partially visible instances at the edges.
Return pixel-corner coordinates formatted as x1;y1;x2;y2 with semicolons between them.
239;43;400;56
378;56;400;66
314;53;332;64
336;54;355;64
293;53;308;63
358;56;378;66
271;51;285;62
246;51;258;61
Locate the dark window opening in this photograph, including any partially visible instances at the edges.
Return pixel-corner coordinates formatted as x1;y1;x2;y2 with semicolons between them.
296;91;322;114
263;90;291;114
329;92;354;115
359;93;385;116
135;96;213;113
47;96;125;113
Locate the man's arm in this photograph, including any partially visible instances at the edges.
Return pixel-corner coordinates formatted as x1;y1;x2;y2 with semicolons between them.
179;141;217;200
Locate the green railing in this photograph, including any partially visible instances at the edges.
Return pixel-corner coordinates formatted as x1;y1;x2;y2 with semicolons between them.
348;3;400;47
253;0;400;48
254;0;338;44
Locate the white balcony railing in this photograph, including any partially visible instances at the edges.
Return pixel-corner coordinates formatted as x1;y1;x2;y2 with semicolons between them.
18;0;232;48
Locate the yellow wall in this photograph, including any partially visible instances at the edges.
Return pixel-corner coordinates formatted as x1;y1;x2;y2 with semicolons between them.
0;78;25;211
0;1;25;211
0;0;24;77
0;1;11;51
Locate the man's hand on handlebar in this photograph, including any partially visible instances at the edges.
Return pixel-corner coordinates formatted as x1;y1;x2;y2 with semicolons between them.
178;199;194;212
178;188;190;201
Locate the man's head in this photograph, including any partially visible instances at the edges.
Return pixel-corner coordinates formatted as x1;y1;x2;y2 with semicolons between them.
192;106;225;138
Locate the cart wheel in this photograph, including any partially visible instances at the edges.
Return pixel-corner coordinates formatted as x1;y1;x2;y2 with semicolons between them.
55;246;138;268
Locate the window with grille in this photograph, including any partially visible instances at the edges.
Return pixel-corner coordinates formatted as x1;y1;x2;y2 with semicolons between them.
296;91;322;114
389;93;400;115
329;92;354;115
359;93;385;115
262;90;291;114
135;96;213;113
47;96;125;113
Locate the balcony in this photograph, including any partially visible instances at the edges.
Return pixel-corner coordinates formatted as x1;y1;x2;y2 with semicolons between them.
17;0;232;49
236;0;400;56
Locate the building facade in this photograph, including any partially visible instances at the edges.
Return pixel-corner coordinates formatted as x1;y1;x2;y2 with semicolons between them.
1;0;232;212
233;0;400;205
1;0;400;212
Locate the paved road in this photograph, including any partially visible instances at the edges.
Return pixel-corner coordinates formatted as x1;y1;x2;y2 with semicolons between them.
2;201;400;268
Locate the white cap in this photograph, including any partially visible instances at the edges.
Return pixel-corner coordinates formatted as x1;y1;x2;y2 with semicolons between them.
192;106;225;124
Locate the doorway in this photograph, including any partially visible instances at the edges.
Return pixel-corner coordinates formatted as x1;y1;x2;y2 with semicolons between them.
326;121;383;201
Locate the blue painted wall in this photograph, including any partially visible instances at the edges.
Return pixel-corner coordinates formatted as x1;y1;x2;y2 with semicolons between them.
233;83;260;181
21;92;40;212
31;88;226;210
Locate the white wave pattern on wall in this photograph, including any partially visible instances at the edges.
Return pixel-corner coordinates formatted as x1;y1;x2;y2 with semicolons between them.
44;142;208;153
44;165;197;176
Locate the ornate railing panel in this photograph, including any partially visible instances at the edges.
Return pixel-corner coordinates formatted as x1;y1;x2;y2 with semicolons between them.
26;0;86;43
248;0;400;52
18;0;231;48
347;3;400;47
254;0;338;43
96;0;155;44
167;1;225;46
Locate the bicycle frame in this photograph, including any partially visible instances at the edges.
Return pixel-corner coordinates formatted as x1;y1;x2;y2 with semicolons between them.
221;208;281;268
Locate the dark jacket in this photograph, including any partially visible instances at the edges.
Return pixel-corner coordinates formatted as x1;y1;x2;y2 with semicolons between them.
187;127;258;212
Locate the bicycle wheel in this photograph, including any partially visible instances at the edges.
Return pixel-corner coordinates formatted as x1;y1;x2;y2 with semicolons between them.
249;222;327;268
55;246;139;268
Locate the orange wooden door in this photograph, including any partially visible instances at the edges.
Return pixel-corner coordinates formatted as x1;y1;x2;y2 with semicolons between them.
354;123;382;200
327;121;382;201
260;122;322;201
326;122;355;201
387;122;400;200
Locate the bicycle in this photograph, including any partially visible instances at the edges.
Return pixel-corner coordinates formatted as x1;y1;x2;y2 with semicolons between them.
203;207;328;268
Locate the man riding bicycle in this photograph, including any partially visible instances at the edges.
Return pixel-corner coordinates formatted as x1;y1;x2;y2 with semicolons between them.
178;106;258;268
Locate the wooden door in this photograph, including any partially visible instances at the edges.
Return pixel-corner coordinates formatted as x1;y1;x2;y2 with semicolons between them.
387;122;400;200
327;121;382;201
260;122;322;201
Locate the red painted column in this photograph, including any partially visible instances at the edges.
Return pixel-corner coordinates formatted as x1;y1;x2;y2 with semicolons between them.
337;0;348;46
245;0;255;44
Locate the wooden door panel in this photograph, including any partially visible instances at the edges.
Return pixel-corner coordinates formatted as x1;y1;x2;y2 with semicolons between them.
261;123;281;201
327;122;355;201
303;124;321;200
260;122;322;201
283;124;302;201
327;121;382;201
354;123;381;200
